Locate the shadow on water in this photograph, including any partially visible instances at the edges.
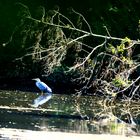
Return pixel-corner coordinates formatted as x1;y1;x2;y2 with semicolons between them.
0;90;140;138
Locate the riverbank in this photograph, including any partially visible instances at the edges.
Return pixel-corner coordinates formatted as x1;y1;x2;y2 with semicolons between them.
0;128;139;140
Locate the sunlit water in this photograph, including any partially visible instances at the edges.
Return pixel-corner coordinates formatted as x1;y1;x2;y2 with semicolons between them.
0;90;140;139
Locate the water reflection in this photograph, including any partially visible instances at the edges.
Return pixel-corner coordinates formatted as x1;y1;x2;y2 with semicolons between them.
0;90;140;137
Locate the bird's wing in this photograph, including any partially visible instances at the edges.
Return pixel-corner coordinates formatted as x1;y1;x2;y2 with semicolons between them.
36;81;52;92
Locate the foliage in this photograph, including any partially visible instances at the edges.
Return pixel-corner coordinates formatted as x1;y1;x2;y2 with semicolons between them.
1;3;140;101
112;76;130;88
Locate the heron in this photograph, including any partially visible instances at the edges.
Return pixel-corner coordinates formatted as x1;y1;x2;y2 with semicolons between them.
31;78;52;107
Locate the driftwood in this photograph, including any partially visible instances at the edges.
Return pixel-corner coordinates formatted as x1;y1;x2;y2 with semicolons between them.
0;105;88;120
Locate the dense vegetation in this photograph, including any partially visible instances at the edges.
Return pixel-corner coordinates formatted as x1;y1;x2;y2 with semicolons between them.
0;0;140;100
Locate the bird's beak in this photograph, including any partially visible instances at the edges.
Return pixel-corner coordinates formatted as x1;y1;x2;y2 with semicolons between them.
32;78;40;81
32;78;37;81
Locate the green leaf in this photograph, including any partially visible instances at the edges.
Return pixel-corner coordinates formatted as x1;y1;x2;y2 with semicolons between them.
107;43;116;54
121;37;131;44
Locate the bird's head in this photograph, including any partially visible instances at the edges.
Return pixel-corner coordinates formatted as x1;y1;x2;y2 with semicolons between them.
32;78;41;82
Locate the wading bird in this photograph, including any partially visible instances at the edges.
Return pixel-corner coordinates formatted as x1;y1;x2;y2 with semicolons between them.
32;78;52;107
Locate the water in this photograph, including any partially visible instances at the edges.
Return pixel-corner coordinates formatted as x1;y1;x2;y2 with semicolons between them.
0;90;140;139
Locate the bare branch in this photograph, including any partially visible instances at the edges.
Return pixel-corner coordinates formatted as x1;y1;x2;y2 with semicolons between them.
26;16;129;42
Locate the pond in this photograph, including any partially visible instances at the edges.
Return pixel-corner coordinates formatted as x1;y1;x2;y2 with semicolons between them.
0;90;140;139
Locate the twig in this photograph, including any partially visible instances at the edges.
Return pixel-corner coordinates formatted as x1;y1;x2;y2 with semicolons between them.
103;25;111;37
67;34;90;45
129;85;140;101
72;8;93;33
70;40;106;70
55;10;76;28
116;76;140;94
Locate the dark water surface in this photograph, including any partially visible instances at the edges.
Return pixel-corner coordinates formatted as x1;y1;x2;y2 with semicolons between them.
0;90;140;139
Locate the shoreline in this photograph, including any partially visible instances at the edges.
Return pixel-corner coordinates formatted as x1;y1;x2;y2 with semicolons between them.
0;128;139;140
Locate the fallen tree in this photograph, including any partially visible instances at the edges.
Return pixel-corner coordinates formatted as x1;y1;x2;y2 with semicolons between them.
2;3;140;100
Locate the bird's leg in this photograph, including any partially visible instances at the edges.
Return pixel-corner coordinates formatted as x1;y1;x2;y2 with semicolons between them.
41;91;44;96
41;91;46;96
